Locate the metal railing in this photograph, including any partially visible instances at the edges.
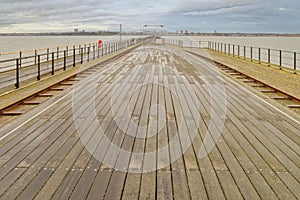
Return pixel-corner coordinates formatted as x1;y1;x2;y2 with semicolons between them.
0;37;149;90
164;39;299;73
166;39;209;48
208;42;299;72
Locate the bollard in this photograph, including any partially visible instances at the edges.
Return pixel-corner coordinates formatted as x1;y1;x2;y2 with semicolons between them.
15;59;20;89
228;44;231;55
87;47;90;62
81;48;83;64
294;52;297;73
57;47;59;59
268;49;270;66
238;45;240;57
63;50;66;71
233;45;235;57
251;47;253;62
244;46;246;59
279;50;282;68
37;55;41;80
47;48;49;61
258;48;261;63
19;51;22;69
34;49;37;65
73;48;76;67
93;45;95;60
52;52;55;75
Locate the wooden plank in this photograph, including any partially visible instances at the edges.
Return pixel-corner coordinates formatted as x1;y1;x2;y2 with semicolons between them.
167;82;190;199
223;98;297;198
1;111;23;116
139;65;157;199
86;170;111;200
17;169;54;200
211;80;298;195
49;87;64;91
186;171;207;199
243;79;255;83
104;63;147;199
0;118;65;175
122;73;152;199
183;62;242;199
22;101;41;105
287;104;300;108
36;93;53;97
121;174;141;200
261;90;276;93
156;171;173;200
52;169;83;199
0;168;26;196
190;83;240;200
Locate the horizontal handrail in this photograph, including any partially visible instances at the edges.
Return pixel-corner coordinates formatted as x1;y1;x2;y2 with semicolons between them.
0;37;151;91
163;38;299;73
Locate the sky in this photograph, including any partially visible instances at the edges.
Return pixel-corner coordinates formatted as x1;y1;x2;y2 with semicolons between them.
0;0;299;33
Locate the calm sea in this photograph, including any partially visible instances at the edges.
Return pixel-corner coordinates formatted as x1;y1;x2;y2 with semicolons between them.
0;35;299;70
0;35;144;55
164;36;300;53
1;36;300;55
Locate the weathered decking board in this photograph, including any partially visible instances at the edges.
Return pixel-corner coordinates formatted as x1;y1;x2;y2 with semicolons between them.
0;45;299;200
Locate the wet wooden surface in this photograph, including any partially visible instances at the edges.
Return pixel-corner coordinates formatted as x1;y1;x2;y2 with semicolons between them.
0;45;299;200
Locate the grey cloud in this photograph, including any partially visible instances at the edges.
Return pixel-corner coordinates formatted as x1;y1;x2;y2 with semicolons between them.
0;0;298;33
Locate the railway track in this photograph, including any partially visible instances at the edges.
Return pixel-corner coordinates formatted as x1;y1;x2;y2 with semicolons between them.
186;50;300;115
0;45;140;124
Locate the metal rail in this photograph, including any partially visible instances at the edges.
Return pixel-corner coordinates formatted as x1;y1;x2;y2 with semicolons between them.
185;50;300;113
164;39;299;72
0;37;150;90
0;43;144;116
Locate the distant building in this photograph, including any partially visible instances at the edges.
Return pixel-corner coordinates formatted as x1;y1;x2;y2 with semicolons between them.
74;28;79;33
82;30;85;33
185;30;188;34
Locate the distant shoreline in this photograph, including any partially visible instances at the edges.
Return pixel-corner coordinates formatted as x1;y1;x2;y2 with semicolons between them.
0;32;299;37
172;33;300;37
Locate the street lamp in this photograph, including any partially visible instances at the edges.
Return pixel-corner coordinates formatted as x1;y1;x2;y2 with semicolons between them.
119;24;122;48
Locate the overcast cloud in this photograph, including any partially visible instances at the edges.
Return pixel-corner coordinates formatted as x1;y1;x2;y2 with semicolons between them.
0;0;299;33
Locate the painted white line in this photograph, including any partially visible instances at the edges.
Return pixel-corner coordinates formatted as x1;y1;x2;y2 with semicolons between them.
0;92;73;141
185;50;300;126
222;72;300;125
0;49;135;141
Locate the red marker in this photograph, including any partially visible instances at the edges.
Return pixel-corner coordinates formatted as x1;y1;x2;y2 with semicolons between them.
98;40;103;48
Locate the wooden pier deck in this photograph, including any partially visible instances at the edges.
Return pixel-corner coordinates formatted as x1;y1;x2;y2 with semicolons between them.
0;45;299;199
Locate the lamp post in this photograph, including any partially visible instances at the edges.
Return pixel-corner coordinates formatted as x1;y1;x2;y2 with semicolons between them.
119;24;122;48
